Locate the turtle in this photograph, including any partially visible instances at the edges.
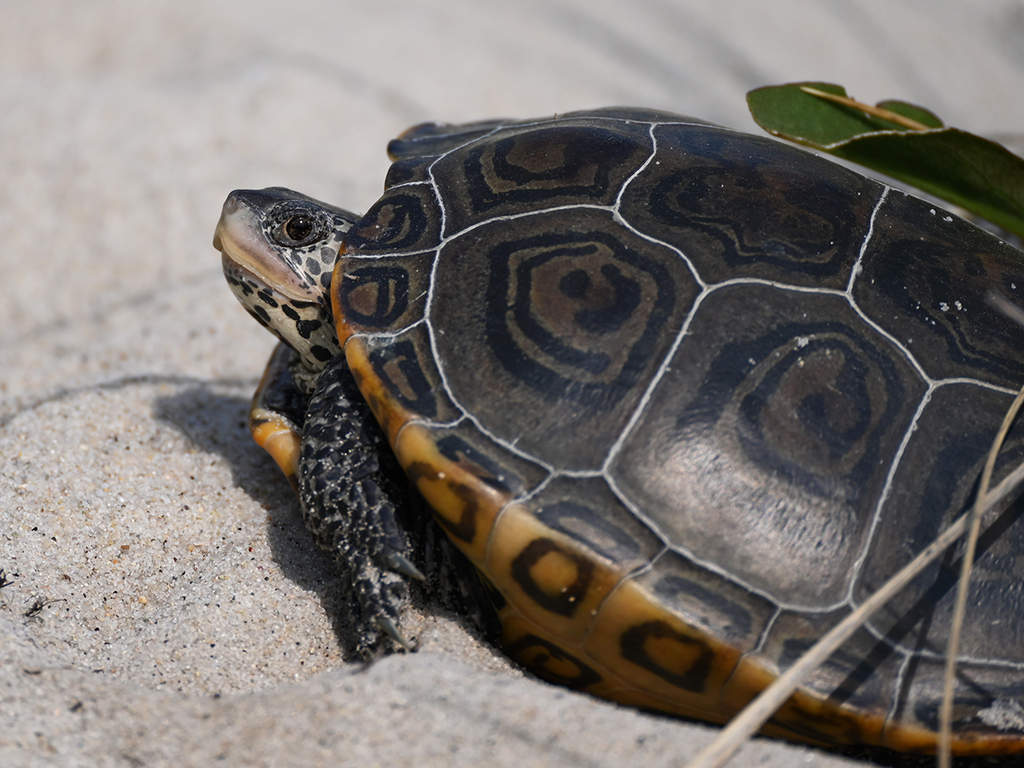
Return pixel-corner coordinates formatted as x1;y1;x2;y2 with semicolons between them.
214;107;1024;756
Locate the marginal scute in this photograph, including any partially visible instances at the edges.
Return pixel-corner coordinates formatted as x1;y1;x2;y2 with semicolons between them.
500;615;605;690
511;538;596;617
343;182;442;255
383;156;435;187
334;250;433;336
753;607;903;718
394;422;513;563
367;339;438;418
486;503;625;643
894;658;1024;741
766;685;883;748
557;106;720;126
582;579;742;720
622;619;718;694
342;327;457;446
429;424;548;499
387;118;508;162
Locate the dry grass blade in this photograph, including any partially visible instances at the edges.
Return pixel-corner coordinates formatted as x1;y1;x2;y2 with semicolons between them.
799;86;933;131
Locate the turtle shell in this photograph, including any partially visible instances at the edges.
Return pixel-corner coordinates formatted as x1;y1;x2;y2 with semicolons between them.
330;108;1024;753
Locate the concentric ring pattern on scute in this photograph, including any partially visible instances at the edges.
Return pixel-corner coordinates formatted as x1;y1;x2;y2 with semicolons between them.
333;108;1024;750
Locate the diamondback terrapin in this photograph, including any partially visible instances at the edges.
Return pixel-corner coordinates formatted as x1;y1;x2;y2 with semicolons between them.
214;108;1024;755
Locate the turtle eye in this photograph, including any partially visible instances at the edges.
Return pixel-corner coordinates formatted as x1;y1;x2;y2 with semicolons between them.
283;214;314;242
270;207;326;247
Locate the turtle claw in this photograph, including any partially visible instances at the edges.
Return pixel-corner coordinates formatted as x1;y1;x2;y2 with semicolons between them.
383;551;426;581
375;614;417;652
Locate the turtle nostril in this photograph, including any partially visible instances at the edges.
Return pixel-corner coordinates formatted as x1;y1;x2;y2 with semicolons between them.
221;193;244;215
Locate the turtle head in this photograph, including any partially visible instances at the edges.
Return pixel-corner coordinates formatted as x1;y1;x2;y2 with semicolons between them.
214;188;360;388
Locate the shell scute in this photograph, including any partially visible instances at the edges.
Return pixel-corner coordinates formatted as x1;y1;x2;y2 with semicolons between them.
420;422;549;500
558;106;719;126
343;182;442;256
394;422;520;562
856;384;1024;661
501;617;606;690
760;607;901;702
896;659;1024;743
854;190;1024;386
583;580;742;719
751;681;886;748
383;156;434;187
432;119;653;236
430;207;700;470
621;123;882;288
486;503;624;642
611;284;926;606
387;118;508;162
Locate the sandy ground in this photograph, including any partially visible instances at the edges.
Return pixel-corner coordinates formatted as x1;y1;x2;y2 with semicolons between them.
2;2;1023;766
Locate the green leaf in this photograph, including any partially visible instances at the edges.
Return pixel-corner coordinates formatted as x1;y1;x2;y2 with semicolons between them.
746;82;1024;240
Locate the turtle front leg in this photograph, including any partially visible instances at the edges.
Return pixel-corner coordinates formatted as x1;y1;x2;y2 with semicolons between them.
249;343;422;654
298;352;425;655
248;342;311;493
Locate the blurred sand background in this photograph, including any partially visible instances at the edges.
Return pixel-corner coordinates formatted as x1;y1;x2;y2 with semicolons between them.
2;2;1023;766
